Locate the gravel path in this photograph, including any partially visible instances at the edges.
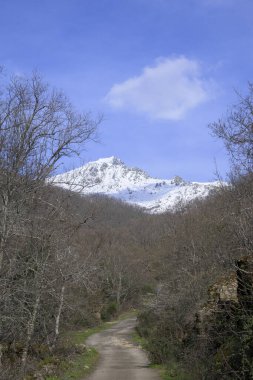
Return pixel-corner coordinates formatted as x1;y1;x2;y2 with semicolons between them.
85;317;161;380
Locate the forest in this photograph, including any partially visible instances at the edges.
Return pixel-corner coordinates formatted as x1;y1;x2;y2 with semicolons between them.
0;72;252;379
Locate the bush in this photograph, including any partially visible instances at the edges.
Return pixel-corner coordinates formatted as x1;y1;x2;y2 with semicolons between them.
101;302;118;321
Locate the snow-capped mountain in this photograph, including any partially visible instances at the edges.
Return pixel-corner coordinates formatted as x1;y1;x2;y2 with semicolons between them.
51;156;222;213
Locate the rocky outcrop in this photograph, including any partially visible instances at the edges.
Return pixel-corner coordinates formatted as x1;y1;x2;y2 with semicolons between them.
196;256;253;335
208;272;238;304
236;256;253;311
195;272;238;335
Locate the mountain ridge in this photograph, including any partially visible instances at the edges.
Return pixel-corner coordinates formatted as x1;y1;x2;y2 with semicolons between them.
51;156;222;213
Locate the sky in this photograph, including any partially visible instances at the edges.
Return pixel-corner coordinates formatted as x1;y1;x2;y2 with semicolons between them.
0;0;253;181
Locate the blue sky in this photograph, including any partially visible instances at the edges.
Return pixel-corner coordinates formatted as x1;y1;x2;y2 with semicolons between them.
1;0;253;181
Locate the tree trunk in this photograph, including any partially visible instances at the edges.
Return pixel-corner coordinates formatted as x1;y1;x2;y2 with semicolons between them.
0;194;9;270
0;344;3;368
53;285;65;348
116;273;122;311
21;295;40;371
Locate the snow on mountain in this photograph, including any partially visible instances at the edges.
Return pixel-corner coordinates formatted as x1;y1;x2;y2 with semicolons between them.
51;156;222;213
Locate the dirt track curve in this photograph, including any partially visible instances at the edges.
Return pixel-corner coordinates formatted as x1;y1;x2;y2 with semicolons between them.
85;317;161;380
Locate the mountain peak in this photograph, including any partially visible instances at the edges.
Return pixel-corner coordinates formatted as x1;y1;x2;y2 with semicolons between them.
171;175;187;186
95;156;123;166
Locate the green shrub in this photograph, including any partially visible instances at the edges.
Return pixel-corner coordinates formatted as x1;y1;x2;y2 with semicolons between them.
101;302;118;321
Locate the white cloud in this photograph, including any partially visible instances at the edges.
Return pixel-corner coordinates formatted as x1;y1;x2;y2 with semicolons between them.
105;56;216;121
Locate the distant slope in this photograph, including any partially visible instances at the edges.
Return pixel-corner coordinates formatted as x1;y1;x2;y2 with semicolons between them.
51;157;222;213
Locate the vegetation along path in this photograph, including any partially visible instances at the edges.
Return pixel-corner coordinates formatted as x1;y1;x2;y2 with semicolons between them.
85;317;161;380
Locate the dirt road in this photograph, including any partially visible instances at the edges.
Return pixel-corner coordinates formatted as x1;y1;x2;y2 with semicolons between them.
85;317;161;380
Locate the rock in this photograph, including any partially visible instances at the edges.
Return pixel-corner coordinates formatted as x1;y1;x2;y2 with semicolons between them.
195;257;253;335
208;272;238;303
236;256;253;310
195;272;238;335
74;343;87;353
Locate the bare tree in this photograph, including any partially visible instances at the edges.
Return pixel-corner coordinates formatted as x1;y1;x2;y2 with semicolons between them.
0;71;100;376
0;72;99;270
209;83;253;174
